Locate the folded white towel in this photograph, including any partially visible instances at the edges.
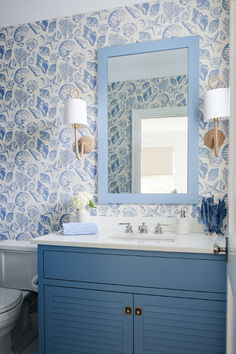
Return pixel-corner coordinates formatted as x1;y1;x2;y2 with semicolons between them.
62;222;99;235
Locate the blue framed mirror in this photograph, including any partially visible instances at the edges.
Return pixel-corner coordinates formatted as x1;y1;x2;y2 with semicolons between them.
98;36;199;204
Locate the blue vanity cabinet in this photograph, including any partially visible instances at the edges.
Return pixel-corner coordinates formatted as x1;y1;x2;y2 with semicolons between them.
38;246;226;354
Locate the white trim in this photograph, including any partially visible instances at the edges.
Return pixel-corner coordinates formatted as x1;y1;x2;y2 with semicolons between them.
227;1;236;353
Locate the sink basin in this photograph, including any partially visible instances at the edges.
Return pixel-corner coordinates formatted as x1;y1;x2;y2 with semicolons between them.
103;232;175;243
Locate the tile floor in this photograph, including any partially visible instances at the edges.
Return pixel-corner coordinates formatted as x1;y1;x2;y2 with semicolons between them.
19;338;38;354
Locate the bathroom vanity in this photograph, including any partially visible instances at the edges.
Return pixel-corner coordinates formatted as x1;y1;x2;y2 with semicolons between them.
34;232;226;354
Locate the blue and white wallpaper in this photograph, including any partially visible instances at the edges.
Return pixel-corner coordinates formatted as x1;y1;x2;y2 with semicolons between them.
108;75;188;193
0;0;229;239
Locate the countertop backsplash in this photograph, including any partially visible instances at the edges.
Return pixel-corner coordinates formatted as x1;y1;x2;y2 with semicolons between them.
69;215;205;234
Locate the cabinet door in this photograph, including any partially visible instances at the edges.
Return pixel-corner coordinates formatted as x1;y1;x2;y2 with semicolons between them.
44;286;133;354
134;294;226;354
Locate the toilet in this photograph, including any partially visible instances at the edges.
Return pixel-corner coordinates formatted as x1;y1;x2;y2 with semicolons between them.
0;240;37;354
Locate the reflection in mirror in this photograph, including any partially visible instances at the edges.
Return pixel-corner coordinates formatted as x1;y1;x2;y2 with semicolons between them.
98;36;199;204
107;48;188;195
132;107;188;194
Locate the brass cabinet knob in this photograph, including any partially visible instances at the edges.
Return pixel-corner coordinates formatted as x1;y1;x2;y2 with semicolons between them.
213;243;226;255
125;306;132;315
135;308;142;316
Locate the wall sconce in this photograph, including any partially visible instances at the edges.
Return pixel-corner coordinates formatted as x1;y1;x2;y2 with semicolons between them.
64;88;94;160
204;76;230;157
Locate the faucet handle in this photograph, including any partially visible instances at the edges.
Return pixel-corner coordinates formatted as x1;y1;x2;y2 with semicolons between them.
154;223;169;234
119;222;133;233
138;222;148;233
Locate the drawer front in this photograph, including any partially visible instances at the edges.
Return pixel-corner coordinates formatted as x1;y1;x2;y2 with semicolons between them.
43;250;226;293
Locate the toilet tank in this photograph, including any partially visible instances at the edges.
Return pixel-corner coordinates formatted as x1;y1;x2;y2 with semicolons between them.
0;240;37;291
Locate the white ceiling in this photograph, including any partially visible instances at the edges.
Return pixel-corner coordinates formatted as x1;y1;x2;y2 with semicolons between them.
108;48;188;82
0;0;145;28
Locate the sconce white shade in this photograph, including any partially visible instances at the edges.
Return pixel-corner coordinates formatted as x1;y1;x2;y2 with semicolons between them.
64;97;87;127
204;87;230;121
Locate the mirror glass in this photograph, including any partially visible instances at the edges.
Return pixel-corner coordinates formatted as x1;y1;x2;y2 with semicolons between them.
137;113;188;194
98;37;199;204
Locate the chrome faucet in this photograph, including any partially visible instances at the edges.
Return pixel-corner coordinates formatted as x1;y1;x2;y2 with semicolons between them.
154;223;168;234
119;222;133;233
138;222;148;234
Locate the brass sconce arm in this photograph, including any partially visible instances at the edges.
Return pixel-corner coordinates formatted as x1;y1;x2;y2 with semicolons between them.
204;118;224;158
214;118;219;157
74;123;94;161
74;123;84;160
204;76;229;157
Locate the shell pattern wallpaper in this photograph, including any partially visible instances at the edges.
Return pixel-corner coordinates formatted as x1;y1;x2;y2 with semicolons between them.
108;75;188;193
0;0;229;239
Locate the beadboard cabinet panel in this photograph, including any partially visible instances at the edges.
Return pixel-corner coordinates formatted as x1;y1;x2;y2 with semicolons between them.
44;286;133;354
134;294;226;354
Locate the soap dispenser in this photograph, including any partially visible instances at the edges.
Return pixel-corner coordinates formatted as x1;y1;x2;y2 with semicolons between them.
176;210;189;235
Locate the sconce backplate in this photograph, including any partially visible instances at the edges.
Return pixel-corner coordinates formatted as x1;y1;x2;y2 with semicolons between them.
78;136;94;154
204;129;224;149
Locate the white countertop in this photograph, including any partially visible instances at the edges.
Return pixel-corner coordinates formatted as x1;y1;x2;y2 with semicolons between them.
31;231;226;254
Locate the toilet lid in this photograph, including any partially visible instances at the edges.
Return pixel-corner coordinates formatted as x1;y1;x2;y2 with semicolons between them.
0;287;22;313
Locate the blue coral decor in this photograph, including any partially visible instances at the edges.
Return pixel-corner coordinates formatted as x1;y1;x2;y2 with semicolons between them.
198;196;227;236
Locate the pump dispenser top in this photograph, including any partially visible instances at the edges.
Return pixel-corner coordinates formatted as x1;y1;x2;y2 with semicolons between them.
176;210;189;235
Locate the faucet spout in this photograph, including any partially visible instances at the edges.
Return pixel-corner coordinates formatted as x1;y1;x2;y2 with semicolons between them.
119;222;133;233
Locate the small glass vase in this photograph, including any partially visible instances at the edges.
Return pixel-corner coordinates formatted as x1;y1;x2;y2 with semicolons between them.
76;208;89;223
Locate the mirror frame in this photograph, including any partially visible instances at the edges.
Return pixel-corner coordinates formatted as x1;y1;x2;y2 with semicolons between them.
98;36;199;204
